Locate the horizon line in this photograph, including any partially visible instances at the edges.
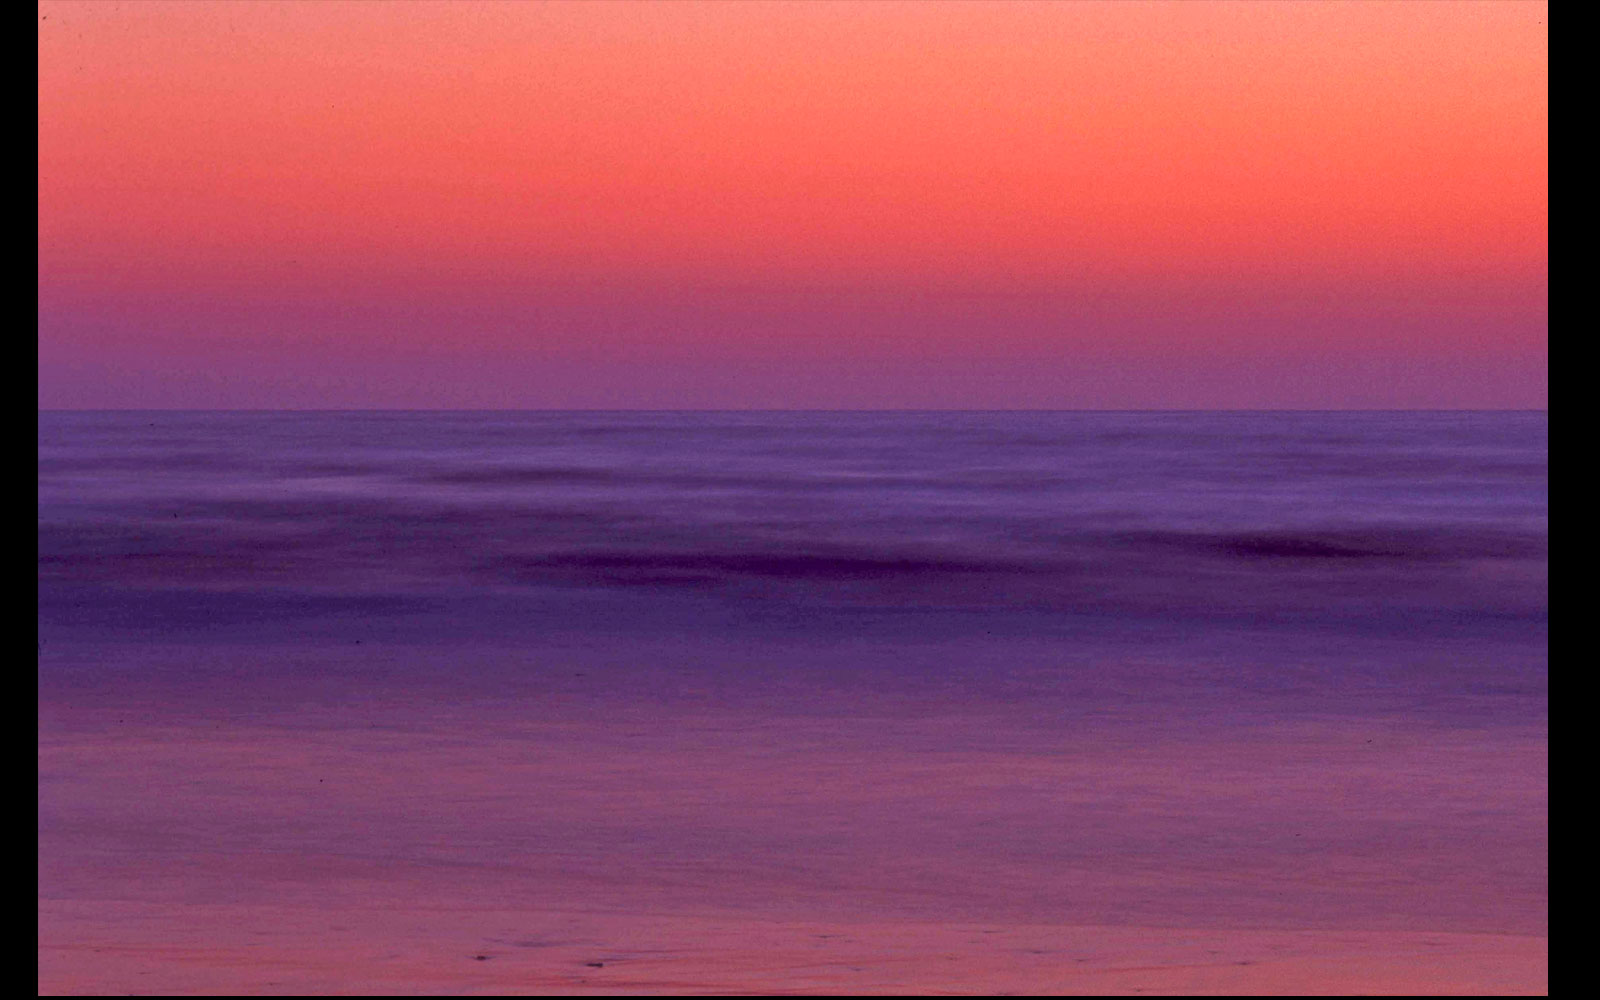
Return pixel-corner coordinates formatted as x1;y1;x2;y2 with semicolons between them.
36;407;1549;414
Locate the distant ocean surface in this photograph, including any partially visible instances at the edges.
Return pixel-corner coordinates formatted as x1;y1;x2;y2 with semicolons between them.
38;407;1549;759
40;408;1546;647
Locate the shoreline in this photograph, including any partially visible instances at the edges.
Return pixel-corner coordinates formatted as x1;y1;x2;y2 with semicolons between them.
38;901;1548;995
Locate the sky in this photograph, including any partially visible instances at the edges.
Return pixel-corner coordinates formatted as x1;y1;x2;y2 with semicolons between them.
38;0;1546;409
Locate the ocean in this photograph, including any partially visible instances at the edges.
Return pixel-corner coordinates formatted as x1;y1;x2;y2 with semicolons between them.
38;411;1548;992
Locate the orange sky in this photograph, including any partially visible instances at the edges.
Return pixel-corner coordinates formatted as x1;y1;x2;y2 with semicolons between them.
38;1;1547;407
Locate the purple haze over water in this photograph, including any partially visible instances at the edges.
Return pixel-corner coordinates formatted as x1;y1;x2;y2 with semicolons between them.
39;411;1547;951
40;410;1546;670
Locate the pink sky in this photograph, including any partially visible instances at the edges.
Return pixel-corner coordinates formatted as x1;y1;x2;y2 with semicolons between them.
38;1;1546;408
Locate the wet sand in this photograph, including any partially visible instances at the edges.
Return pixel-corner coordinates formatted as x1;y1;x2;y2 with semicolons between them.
39;901;1546;995
38;652;1547;995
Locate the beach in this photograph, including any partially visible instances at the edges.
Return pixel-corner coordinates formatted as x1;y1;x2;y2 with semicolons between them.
38;667;1547;994
38;412;1547;994
38;0;1548;989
